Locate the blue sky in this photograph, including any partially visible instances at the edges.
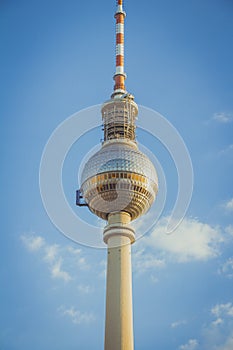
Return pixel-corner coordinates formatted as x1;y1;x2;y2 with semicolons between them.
1;0;233;349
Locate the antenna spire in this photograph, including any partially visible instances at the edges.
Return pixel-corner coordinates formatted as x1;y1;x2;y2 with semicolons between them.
112;0;126;97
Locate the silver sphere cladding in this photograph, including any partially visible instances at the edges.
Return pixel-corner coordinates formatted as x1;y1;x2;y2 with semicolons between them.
80;140;158;220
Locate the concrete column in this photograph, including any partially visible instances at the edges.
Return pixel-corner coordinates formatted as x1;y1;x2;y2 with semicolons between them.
103;212;135;350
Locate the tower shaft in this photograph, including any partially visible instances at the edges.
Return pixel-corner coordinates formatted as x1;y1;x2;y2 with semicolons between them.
104;212;135;350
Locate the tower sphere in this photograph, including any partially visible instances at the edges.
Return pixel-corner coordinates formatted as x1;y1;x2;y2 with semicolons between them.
80;139;158;221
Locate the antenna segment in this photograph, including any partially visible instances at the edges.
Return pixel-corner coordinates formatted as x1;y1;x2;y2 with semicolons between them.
113;0;126;95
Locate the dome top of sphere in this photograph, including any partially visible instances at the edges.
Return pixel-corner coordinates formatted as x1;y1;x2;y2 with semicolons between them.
81;140;158;186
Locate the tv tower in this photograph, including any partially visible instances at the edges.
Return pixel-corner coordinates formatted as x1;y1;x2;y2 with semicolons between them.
77;1;158;349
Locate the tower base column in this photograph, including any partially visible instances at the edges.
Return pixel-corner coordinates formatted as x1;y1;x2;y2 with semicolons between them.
104;212;135;350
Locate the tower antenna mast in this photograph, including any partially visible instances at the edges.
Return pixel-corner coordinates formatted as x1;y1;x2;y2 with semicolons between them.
113;0;127;96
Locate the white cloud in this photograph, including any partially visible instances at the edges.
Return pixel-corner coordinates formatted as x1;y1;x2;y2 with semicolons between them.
66;246;82;255
215;332;233;350
144;217;223;262
58;306;95;325
213;112;233;123
21;234;72;282
50;259;72;282
150;275;159;284
77;284;93;294
212;318;224;327
218;257;233;279
133;248;165;274
202;303;233;349
211;303;233;318
171;320;187;329
77;257;90;270
218;144;233;157
225;225;233;236
44;244;59;262
98;260;107;279
66;246;90;270
21;233;45;252
179;339;198;350
223;198;233;213
21;232;93;284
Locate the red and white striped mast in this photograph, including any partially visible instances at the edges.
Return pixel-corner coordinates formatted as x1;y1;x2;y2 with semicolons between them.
112;0;127;96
